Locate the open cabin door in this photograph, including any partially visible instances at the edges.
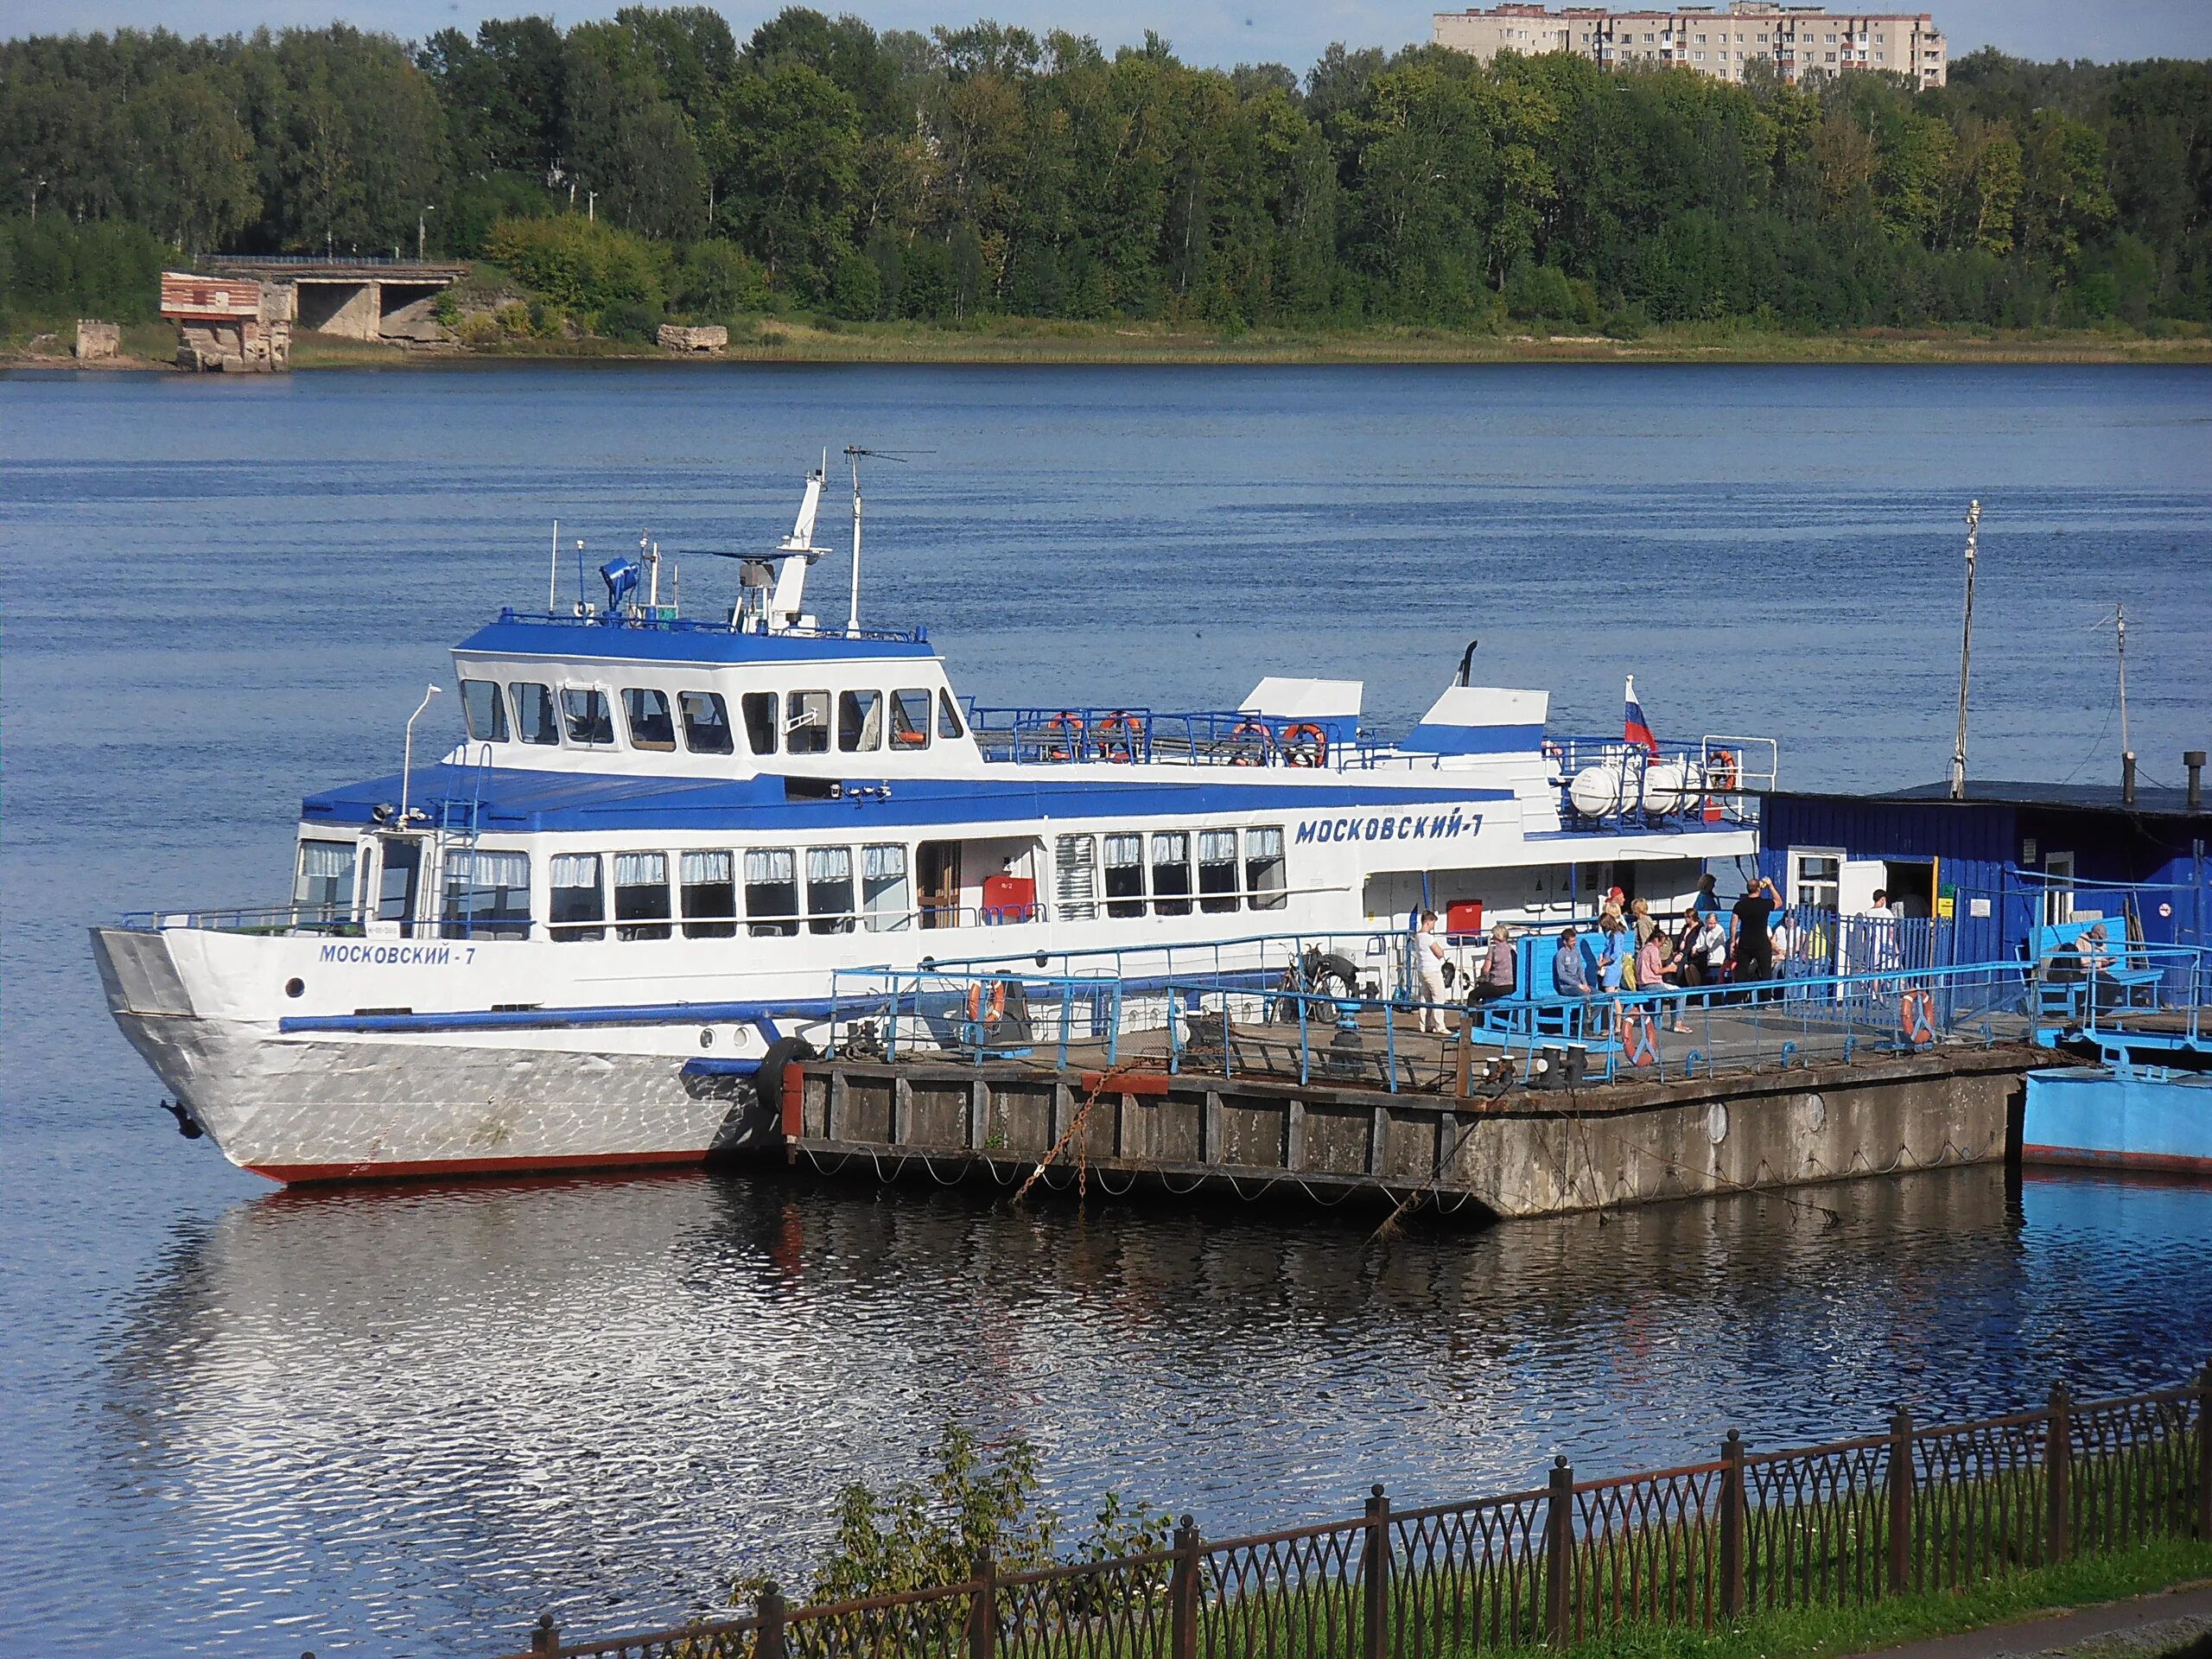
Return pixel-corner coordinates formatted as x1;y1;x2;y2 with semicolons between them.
373;836;425;938
918;841;961;930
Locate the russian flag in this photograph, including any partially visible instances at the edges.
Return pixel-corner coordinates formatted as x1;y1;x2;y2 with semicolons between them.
1624;675;1658;753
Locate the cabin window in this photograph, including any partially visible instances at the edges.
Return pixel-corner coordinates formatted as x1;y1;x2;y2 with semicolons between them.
549;853;605;941
1055;836;1097;921
563;686;614;747
745;849;799;936
1246;826;1287;911
512;683;559;746
623;689;676;751
461;680;509;744
938;690;966;740
1103;834;1145;918
1150;832;1192;917
837;690;882;753
681;691;734;755
294;839;357;921
1198;830;1240;913
806;846;856;933
680;850;737;938
787;690;830;755
862;844;911;931
442;849;530;939
891;689;931;748
741;692;779;755
613;852;672;940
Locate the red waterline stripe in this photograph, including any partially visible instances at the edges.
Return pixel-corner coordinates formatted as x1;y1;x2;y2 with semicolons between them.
245;1147;709;1185
2021;1144;2212;1177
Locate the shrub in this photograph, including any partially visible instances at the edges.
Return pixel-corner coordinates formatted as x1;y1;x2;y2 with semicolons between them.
674;238;769;319
601;300;664;343
830;252;881;321
496;302;532;336
456;311;503;346
482;215;667;317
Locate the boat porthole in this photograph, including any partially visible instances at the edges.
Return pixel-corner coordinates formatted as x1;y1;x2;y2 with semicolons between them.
1707;1103;1729;1146
699;1028;715;1049
285;978;305;999
1801;1092;1827;1133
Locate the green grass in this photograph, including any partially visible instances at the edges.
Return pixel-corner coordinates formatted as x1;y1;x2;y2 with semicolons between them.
1541;1538;2212;1659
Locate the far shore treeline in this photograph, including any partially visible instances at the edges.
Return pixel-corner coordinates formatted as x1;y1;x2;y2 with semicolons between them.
3;10;2209;343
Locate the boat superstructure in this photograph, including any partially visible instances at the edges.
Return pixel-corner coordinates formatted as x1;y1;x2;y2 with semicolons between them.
92;462;1775;1182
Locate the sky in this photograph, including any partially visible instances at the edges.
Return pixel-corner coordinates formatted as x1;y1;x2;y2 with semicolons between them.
9;0;2212;74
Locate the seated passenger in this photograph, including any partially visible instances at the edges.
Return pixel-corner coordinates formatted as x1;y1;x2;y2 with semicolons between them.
1471;924;1517;1003
1553;928;1591;998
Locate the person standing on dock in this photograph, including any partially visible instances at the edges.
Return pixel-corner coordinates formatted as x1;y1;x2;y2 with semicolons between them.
1732;875;1779;993
1414;911;1449;1032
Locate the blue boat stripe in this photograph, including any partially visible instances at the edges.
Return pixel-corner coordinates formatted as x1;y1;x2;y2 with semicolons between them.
279;997;840;1035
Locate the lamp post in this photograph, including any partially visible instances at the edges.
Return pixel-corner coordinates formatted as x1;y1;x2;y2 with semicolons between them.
587;188;597;222
30;175;46;224
418;203;435;261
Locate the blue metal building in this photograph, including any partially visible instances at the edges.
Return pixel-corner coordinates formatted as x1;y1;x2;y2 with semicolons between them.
1757;768;2210;963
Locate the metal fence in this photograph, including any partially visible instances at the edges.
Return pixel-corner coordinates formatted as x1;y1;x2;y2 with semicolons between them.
503;1374;2210;1659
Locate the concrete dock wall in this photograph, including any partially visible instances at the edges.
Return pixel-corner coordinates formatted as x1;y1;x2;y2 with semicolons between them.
788;1046;2034;1219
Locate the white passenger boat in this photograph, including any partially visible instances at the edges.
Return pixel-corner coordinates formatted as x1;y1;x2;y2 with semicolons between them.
92;461;1773;1182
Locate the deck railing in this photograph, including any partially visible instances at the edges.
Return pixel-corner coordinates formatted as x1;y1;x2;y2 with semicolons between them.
499;1372;2211;1659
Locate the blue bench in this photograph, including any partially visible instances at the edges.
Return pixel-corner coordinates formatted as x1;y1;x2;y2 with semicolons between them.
2028;918;2162;1024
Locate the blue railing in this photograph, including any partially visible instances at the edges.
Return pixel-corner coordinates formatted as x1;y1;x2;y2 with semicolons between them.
2073;944;2212;1054
967;707;1340;767
489;607;929;645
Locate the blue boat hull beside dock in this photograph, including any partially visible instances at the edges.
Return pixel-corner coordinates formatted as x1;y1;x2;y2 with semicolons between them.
2024;1065;2212;1176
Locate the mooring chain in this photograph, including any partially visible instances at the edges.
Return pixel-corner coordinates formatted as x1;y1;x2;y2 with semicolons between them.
1011;1076;1116;1206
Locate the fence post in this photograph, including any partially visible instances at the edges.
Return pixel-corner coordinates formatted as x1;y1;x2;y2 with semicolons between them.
1719;1429;1745;1622
1886;1408;1914;1596
969;1554;997;1659
2196;1362;2212;1542
1171;1515;1201;1659
2046;1382;2072;1566
1363;1484;1391;1659
1546;1457;1573;1648
529;1612;558;1656
756;1581;787;1659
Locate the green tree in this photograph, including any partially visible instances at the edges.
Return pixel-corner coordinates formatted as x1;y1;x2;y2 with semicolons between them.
715;61;861;290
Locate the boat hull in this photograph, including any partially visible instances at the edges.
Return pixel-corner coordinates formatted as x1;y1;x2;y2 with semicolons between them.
2022;1065;2212;1178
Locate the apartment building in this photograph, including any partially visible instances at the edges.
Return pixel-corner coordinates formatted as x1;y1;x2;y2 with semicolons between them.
1432;3;1948;87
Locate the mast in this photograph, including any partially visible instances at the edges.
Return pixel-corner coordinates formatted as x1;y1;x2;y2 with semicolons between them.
845;444;863;637
1948;499;1981;802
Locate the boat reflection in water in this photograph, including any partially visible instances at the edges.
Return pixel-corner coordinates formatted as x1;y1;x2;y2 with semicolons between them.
99;1166;2212;1657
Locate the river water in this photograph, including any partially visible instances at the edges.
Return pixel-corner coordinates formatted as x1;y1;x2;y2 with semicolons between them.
3;363;2210;1658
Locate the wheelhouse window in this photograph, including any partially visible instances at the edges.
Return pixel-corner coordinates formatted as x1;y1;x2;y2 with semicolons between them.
806;846;855;933
680;850;737;938
1245;826;1287;911
442;849;530;938
1150;831;1192;917
786;690;830;755
623;689;676;751
1198;830;1239;913
1055;835;1097;921
1103;834;1145;919
837;690;882;753
512;683;559;746
862;844;910;931
613;852;671;940
461;680;509;744
294;840;357;921
681;691;734;755
549;853;605;942
891;690;931;748
745;849;798;937
563;686;614;747
938;690;966;740
741;692;779;755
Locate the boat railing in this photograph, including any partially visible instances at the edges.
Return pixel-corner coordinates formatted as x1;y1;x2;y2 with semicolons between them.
1548;733;1776;829
487;606;929;645
2074;942;2212;1052
968;706;1389;769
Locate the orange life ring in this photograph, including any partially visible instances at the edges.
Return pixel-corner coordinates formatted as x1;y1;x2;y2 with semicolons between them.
1705;748;1738;823
1622;1008;1661;1066
1095;710;1142;763
1900;988;1936;1046
966;979;1008;1029
1230;717;1272;766
1043;711;1084;762
1282;722;1328;768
